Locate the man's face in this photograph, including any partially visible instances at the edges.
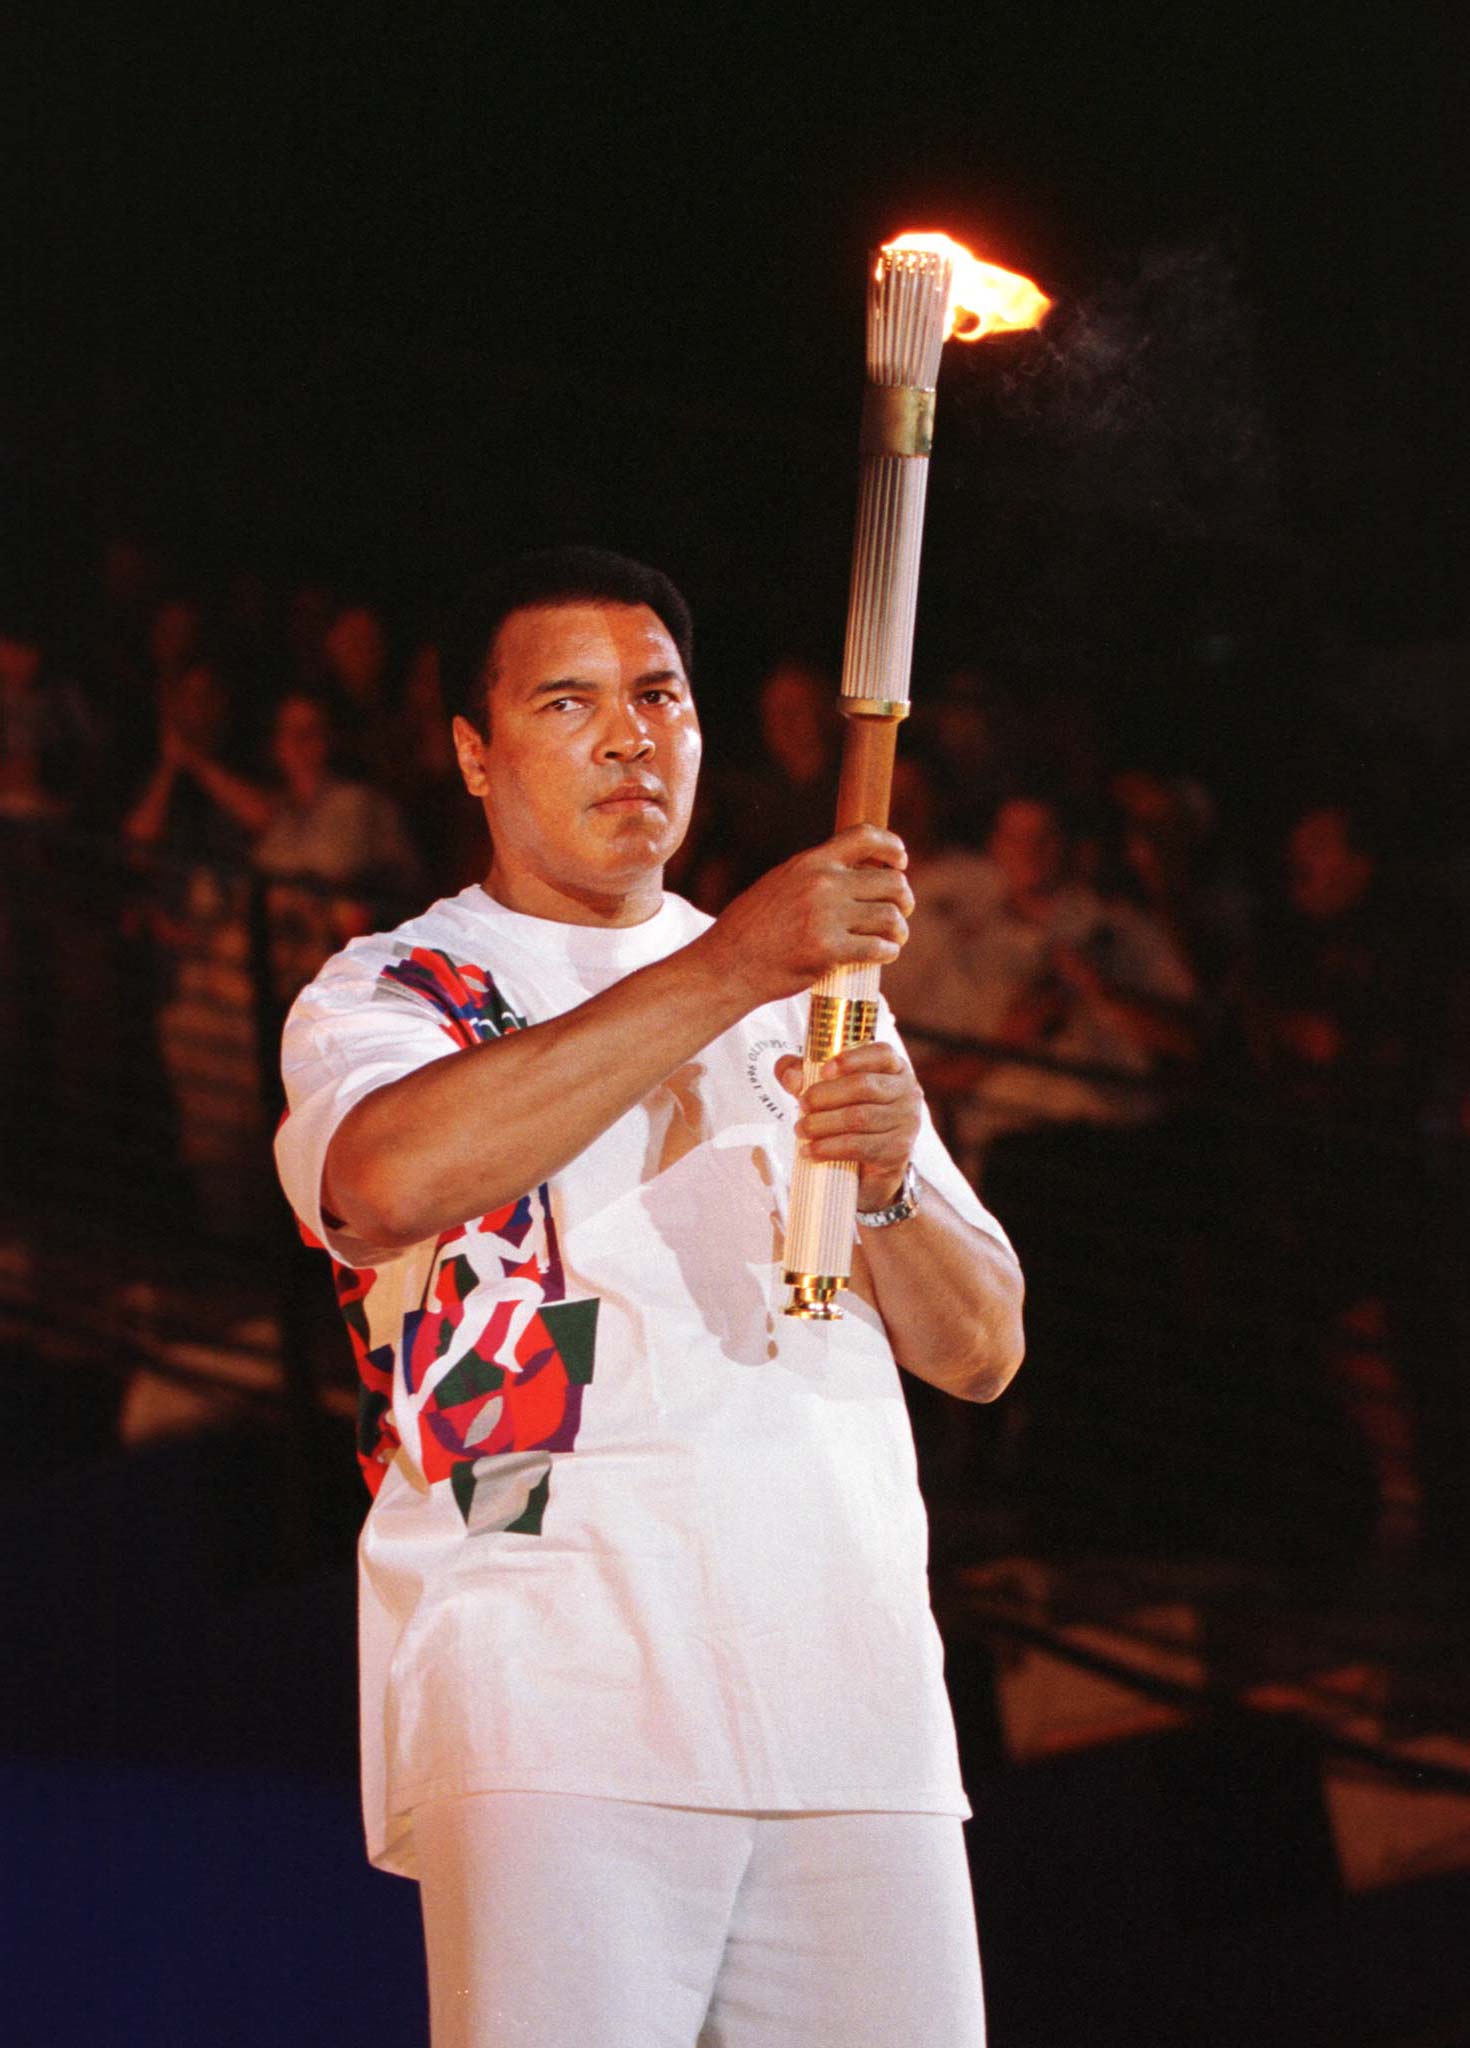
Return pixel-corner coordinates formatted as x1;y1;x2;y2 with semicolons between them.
453;601;701;916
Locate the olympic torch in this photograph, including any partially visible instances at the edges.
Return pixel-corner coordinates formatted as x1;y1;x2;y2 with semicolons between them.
782;231;1050;1318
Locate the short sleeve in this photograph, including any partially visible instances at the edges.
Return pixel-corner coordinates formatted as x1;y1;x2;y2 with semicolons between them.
274;948;459;1269
875;995;1015;1257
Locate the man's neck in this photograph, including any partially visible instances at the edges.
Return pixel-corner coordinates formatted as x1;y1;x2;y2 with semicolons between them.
483;859;666;928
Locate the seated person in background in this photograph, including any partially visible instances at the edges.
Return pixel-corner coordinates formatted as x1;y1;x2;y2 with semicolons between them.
885;786;1199;1168
321;600;401;792
122;657;263;937
910;665;1022;847
0;614;102;822
706;656;842;898
1238;798;1457;1558
1243;801;1432;1122
254;692;423;1006
391;641;486;896
1111;766;1252;1008
878;744;993;1032
120;656;268;1240
0;614;108;1167
889;777;1211;1543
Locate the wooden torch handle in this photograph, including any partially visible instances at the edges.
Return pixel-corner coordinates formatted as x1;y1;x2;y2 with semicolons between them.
781;709;905;1318
834;711;901;833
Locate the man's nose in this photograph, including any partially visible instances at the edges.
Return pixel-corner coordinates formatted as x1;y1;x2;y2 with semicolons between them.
598;700;654;760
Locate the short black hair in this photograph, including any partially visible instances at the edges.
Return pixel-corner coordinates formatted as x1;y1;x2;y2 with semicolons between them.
441;546;694;733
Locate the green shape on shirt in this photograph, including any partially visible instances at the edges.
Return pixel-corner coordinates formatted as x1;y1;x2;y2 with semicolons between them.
450;1459;478;1525
540;1297;600;1385
434;1351;507;1410
505;1469;551;1536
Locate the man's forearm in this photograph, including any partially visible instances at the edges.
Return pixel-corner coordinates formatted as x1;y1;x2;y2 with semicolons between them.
324;826;915;1250
324;930;752;1247
857;1187;1025;1402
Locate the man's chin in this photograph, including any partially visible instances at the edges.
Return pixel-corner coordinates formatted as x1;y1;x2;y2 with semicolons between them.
584;812;679;859
566;833;676;890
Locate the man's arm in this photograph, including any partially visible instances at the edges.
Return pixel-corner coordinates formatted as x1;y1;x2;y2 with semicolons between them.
778;1042;1025;1402
323;825;913;1250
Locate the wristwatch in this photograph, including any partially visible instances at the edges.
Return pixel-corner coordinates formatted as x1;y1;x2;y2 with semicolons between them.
856;1161;922;1230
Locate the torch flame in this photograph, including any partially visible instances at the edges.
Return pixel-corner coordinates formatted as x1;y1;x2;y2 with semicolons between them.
882;230;1050;342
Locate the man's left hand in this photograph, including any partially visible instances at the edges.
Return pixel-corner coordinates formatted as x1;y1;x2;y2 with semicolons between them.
776;1042;921;1212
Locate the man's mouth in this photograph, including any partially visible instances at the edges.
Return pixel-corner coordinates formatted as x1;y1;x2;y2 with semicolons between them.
593;783;665;809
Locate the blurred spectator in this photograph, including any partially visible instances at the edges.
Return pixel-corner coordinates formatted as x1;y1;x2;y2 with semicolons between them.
889;789;1199;1167
106;591;210;808
1110;767;1253;1006
663;777;740;913
888;781;1203;1538
707;658;841;895
124;660;254;862
120;657;266;1240
0;618;102;821
321;601;399;789
1238;799;1459;1557
123;659;263;892
0;620;107;1173
148;594;204;689
254;692;422;1005
914;666;1021;845
392;641;485;894
1243;802;1438;1120
883;746;995;1039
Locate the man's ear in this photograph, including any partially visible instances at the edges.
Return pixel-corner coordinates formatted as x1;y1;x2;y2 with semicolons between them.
452;714;490;798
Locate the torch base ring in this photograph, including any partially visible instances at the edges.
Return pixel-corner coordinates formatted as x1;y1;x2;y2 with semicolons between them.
782;1272;848;1320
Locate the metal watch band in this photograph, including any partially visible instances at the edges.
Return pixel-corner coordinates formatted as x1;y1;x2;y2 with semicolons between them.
856;1161;921;1230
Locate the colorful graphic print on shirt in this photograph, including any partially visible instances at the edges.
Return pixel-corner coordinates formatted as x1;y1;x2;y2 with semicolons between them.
308;943;599;1533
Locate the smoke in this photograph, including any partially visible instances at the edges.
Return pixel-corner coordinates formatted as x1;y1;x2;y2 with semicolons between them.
983;241;1284;544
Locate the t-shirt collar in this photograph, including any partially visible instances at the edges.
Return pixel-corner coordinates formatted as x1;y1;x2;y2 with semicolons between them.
459;883;686;979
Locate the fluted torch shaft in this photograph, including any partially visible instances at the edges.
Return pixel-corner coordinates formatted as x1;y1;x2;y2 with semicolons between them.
781;248;952;1318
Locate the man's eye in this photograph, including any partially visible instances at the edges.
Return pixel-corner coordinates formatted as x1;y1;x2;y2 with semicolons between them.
641;688;677;706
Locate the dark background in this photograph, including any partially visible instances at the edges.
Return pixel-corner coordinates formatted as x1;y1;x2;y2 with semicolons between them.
9;4;1466;730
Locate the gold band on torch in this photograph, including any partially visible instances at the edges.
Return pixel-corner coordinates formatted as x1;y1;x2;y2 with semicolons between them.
781;246;955;1318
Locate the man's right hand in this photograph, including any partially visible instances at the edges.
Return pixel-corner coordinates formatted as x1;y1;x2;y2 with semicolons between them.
697;823;914;1007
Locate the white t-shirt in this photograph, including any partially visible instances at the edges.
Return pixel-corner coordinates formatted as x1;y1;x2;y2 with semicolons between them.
275;884;1012;1877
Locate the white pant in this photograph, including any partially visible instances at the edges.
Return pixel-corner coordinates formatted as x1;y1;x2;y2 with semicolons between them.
414;1791;986;2047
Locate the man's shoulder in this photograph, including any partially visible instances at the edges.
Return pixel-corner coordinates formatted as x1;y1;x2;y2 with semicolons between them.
292;886;711;1019
287;889;489;1017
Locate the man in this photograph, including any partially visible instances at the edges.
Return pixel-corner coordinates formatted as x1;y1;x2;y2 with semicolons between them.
275;548;1024;2047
